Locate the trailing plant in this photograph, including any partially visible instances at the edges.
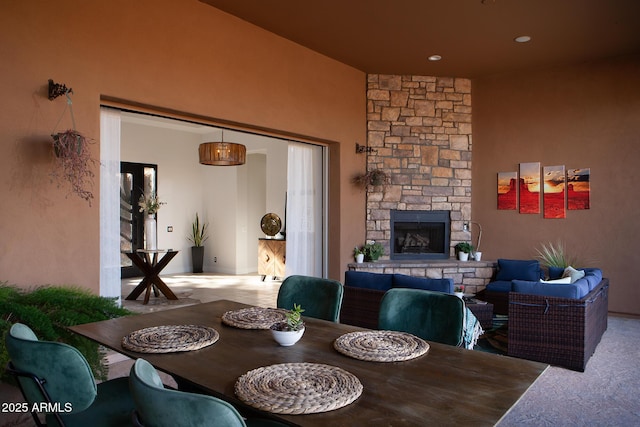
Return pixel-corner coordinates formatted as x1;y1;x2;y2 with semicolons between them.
188;213;209;247
535;241;578;268
0;282;132;383
352;169;390;189
50;129;97;205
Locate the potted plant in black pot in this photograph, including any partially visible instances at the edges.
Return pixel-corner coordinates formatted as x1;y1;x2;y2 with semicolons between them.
188;213;209;273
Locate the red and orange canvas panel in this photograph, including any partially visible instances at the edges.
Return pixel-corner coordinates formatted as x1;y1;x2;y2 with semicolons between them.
543;165;566;219
519;162;540;214
497;172;517;210
567;168;590;210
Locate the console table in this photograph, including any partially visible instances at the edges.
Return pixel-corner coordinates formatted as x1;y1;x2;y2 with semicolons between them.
258;239;285;280
124;249;179;304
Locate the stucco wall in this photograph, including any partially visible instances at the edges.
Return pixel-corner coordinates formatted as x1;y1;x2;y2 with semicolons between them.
0;0;366;291
472;54;640;315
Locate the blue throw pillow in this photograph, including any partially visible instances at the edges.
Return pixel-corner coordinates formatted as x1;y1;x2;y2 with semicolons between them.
495;259;542;282
485;280;513;293
392;274;453;293
344;271;393;291
548;266;565;280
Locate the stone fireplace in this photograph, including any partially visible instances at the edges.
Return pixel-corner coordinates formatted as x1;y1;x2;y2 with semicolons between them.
390;210;450;260
365;74;473;258
350;74;494;294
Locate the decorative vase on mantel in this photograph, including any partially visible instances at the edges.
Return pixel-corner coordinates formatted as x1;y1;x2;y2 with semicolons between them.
144;214;157;250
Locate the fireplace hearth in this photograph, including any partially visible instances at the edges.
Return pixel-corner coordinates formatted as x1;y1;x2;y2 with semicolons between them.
390;210;450;260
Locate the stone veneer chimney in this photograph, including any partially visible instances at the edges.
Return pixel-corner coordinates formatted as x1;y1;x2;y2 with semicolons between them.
366;74;472;259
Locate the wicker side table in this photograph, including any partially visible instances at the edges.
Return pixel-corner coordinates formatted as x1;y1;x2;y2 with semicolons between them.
467;301;494;330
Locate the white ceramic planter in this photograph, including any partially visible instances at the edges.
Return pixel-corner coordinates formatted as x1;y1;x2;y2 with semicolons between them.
458;252;469;261
355;253;365;263
271;326;305;346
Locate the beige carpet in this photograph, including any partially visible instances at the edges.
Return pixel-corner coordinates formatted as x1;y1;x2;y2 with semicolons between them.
497;315;640;426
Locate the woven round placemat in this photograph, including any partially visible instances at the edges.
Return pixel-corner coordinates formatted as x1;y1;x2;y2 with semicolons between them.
121;325;219;353
221;307;288;329
235;363;363;414
334;330;429;362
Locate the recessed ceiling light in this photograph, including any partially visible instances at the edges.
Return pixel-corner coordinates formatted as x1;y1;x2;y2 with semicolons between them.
428;55;442;61
514;35;531;43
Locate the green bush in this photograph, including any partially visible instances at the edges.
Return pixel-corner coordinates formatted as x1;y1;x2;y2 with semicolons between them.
0;282;132;382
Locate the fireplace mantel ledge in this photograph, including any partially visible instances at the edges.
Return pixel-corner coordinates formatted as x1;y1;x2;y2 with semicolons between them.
348;259;496;269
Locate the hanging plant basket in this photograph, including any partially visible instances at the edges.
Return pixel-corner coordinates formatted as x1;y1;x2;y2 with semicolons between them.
52;129;84;157
352;169;390;189
50;129;97;205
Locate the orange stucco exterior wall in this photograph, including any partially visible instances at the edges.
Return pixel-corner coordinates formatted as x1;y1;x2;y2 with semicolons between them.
472;54;640;315
2;2;638;316
0;0;367;291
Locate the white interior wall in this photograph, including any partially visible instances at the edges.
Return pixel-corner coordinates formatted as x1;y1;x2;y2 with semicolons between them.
121;115;288;275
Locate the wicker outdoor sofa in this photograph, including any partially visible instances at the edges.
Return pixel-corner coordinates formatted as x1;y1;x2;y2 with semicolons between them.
480;259;609;371
507;278;609;372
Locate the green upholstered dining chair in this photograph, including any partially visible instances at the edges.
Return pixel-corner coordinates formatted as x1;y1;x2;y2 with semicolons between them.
129;358;285;427
276;275;344;322
5;323;135;427
378;288;466;347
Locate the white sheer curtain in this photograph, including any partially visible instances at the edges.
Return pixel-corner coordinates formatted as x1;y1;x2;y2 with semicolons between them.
99;108;121;302
285;143;323;277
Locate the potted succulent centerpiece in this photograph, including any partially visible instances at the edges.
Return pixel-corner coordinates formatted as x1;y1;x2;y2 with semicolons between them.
270;304;305;346
188;213;209;273
353;246;365;263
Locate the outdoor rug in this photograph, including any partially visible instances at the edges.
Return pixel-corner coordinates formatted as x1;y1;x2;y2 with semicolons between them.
475;315;508;355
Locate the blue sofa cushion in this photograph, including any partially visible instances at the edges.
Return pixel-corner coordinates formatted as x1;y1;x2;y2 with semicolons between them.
511;278;590;299
392;274;453;294
583;268;603;283
485;280;513;293
344;271;393;291
495;259;542;282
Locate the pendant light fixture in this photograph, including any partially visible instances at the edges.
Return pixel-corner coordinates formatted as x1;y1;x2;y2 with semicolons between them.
199;131;246;166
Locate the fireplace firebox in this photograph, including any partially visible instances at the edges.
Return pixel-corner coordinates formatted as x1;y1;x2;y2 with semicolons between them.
390;210;450;260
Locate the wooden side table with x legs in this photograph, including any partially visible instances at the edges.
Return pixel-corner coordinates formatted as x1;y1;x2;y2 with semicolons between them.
124;250;179;304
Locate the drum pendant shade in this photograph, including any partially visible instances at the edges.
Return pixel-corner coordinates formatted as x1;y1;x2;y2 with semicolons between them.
199;142;246;166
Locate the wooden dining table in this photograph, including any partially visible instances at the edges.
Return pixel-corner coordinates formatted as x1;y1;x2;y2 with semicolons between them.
69;300;547;426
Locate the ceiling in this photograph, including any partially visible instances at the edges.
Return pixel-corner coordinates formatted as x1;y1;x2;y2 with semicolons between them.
200;0;640;78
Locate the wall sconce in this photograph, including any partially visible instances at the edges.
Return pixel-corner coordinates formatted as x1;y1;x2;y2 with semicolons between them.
463;221;483;252
199;132;246;166
48;79;73;100
355;143;377;154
